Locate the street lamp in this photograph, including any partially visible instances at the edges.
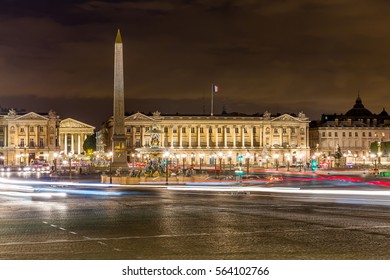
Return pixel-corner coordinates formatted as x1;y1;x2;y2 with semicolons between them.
265;155;269;169
181;153;186;175
273;153;279;171
199;153;204;173
131;153;135;168
363;155;366;166
245;151;250;174
227;151;233;172
285;153;290;171
68;152;73;180
191;153;195;167
218;152;223;175
378;142;382;166
108;151;113;184
298;153;303;171
163;151;170;185
53;152;58;174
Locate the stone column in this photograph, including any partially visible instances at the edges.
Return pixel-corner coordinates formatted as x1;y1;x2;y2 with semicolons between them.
197;126;201;148
259;126;263;147
71;134;74;153
179;126;183;148
250;126;254;148
141;126;145;147
161;126;165;148
170;126;174;148
206;126;210;148
233;126;236;148
215;126;219;148
78;134;81;154
188;126;192;148
241;126;245;148
64;133;68;154
224;126;228;148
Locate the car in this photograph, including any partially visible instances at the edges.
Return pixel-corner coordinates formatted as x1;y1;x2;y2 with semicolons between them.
368;168;379;175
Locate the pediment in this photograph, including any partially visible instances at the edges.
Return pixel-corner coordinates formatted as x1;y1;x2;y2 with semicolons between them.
15;112;48;121
125;112;155;121
271;114;299;122
60;118;95;129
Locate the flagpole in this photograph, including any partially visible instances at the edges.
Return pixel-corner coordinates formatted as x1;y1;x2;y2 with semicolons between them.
211;84;214;116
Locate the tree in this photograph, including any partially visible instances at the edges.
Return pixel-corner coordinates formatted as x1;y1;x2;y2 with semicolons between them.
83;133;96;155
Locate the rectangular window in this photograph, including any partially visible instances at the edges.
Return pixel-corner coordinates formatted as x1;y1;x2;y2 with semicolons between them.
343;132;346;137
126;139;131;147
173;128;177;133
209;128;212;133
348;132;352;137
126;127;131;133
226;128;230;133
135;139;141;147
218;128;221;133
20;138;25;147
328;132;332;137
182;127;186;133
355;132;358;137
235;128;239;133
136;127;140;133
191;127;195;133
369;132;372;137
282;128;286;134
253;127;256;133
30;127;34;132
39;138;44;147
335;132;338;137
362;132;366;137
30;138;34;147
200;127;204;133
322;132;325;137
0;127;3;133
274;128;278;134
291;128;295;134
20;127;24;133
39;126;44;133
164;127;168;133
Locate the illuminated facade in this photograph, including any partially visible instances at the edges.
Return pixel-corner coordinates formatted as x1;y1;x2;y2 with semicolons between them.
309;96;390;166
0;109;94;166
97;111;311;168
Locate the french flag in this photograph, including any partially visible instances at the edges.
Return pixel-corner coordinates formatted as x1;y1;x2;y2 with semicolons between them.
212;84;219;93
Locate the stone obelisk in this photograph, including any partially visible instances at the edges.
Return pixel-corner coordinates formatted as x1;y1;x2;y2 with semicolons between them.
111;29;128;168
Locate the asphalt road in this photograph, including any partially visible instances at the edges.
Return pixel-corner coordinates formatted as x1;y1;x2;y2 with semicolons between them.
1;178;390;260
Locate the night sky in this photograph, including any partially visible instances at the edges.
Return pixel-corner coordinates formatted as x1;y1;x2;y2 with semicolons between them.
1;0;390;128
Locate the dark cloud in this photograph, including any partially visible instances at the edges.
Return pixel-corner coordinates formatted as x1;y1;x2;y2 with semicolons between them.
0;0;389;128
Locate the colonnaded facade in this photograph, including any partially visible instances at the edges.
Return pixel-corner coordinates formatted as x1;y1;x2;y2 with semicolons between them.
97;110;311;168
0;109;95;166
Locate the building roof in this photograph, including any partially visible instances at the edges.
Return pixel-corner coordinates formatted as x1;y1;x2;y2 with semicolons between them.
345;95;373;116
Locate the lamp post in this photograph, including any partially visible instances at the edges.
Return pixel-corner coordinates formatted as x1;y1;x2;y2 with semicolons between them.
227;151;232;172
218;152;223;175
245;151;250;175
298;153;303;171
265;155;269;169
108;151;113;184
163;151;169;185
181;153;186;175
68;152;73;180
53;152;58;174
285;153;290;171
273;153;279;171
212;153;217;176
199;153;204;173
363;155;366;166
191;153;195;167
378;142;382;166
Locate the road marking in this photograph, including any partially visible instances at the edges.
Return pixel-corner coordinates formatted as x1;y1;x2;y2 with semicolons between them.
114;248;121;251
50;224;57;228
97;241;107;246
42;221;48;224
59;227;66;231
69;231;77;235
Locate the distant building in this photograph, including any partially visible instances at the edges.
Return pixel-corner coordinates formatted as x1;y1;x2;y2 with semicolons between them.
0;109;94;166
309;95;390;166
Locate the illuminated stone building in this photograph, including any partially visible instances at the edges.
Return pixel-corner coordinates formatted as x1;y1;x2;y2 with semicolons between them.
97;110;311;168
309;96;390;166
0;109;94;166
